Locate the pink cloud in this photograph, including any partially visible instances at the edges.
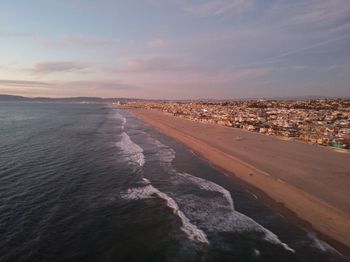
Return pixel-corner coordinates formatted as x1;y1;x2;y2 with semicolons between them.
29;61;89;74
122;56;199;72
147;39;166;48
176;0;255;17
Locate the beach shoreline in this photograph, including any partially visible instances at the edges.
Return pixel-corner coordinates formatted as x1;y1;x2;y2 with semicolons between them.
128;108;350;252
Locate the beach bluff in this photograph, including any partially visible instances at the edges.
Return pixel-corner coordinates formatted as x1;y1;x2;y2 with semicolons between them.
124;99;350;150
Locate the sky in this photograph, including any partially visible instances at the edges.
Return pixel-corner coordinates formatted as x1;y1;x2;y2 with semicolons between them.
0;0;350;99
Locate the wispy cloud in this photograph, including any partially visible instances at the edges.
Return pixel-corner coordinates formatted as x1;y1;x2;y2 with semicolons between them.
121;56;199;72
176;0;255;17
0;79;53;87
29;62;89;74
233;33;350;68
270;34;350;59
59;80;139;91
329;21;350;35
62;35;120;47
120;65;273;99
0;79;139;97
2;0;350;98
0;30;36;38
268;0;350;30
147;39;167;48
40;35;120;49
0;79;137;91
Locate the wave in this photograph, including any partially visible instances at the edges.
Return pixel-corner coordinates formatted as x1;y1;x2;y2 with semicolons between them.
172;172;294;252
307;232;341;255
176;172;234;210
145;136;176;163
115;121;293;251
116;132;145;167
142;135;294;252
113;112;127;129
121;178;209;244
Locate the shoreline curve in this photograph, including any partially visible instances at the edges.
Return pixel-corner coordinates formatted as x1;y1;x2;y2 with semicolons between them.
128;108;350;251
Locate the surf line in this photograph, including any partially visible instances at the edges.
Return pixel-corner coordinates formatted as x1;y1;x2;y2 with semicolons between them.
116;132;145;167
121;178;209;244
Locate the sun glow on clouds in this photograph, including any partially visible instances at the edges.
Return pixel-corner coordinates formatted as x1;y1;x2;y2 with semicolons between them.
0;0;349;98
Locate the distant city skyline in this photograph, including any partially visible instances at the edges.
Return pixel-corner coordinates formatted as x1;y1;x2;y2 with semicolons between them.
1;0;350;99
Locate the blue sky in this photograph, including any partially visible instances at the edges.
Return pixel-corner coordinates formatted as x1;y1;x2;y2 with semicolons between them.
0;0;349;98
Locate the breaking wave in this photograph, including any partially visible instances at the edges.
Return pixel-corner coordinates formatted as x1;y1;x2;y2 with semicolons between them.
177;172;234;210
116;132;145;167
146;136;176;163
143;135;294;252
307;233;341;255
121;178;209;244
114;115;294;251
114;113;127;129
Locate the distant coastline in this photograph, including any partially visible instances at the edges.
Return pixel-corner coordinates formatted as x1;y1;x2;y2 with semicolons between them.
0;94;144;103
124;100;350;151
1;93;349;103
128;108;350;251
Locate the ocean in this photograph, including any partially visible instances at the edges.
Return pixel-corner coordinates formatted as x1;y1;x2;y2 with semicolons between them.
0;102;347;262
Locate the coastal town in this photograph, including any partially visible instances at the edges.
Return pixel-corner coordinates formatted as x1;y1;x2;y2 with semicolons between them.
125;99;350;150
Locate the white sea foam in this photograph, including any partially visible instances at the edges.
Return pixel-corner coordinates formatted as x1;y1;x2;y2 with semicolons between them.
307;232;341;255
253;249;261;257
121;179;154;200
176;192;294;251
177;172;234;210
116;132;145;167
173;173;294;252
146;136;176;163
121;184;156;200
124;134;293;251
121;178;209;244
114;113;127;129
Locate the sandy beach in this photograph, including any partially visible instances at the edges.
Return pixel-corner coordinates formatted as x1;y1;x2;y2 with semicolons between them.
129;108;350;249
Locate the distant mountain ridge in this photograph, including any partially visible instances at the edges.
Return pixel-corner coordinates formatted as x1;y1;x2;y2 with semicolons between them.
0;94;147;103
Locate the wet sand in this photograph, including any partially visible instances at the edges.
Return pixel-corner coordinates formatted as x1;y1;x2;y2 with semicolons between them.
129;108;350;249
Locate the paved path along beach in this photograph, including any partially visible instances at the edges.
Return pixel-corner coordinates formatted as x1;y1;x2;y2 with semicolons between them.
129;108;350;249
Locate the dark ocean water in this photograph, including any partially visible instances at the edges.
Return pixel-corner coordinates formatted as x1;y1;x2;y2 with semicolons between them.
0;102;348;262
